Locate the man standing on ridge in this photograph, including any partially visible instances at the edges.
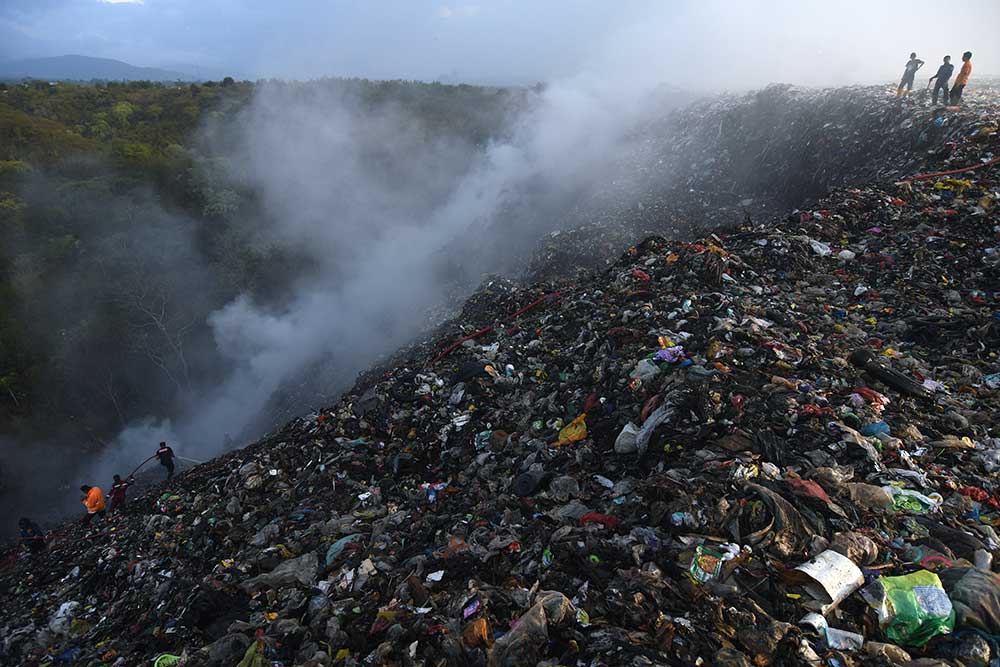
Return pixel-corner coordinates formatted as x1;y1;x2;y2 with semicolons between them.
156;441;175;481
950;51;973;105
897;52;924;97
108;474;134;513
928;55;954;106
80;485;106;525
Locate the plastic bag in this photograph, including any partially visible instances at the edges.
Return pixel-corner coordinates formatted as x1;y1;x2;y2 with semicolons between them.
630;358;661;381
883;486;943;513
48;601;80;636
809;239;832;256
237;639;268;667
552;413;587;446
688;544;724;583
488;592;575;666
939;567;1000;634
325;533;364;566
241;552;318;592
614;422;640;454
860;570;954;646
788;549;864;613
634;400;679;455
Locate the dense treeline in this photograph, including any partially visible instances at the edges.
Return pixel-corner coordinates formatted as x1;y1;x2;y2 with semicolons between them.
0;77;525;448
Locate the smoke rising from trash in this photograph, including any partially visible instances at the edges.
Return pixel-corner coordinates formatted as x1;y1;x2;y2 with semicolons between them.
102;67;690;471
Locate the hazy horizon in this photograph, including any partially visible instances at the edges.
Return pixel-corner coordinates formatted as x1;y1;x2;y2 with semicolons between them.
2;1;998;89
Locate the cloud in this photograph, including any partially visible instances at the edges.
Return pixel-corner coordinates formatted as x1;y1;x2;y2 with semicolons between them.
436;4;479;20
98;0;144;4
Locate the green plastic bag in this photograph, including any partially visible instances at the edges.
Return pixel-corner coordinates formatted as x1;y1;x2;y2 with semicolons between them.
861;570;955;647
883;486;943;513
237;639;268;667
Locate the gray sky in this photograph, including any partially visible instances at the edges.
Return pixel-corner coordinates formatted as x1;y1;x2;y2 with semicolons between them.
1;1;998;86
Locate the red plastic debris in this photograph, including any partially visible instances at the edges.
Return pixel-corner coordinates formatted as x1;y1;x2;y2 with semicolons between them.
580;512;620;529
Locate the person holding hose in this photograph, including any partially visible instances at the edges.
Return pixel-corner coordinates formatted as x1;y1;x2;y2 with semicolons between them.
108;474;134;513
156;441;175;481
80;485;106;525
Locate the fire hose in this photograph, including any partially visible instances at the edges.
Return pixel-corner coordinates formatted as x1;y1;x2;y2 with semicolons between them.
901;155;1000;182
430;289;566;366
128;453;159;478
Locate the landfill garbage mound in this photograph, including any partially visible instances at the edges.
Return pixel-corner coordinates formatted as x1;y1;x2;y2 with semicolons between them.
263;84;1000;437
444;83;1000;288
2;87;1000;667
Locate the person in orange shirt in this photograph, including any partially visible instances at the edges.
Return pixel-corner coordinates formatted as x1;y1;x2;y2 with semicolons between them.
950;51;973;105
80;485;106;525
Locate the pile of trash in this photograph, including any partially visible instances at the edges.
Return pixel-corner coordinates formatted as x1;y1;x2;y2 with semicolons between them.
528;82;1000;282
1;88;999;667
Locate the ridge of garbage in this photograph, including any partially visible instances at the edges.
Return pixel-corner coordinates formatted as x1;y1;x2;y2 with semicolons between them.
2;86;1000;667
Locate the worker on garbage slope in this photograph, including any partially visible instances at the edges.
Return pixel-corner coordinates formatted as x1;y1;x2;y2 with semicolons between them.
80;485;106;525
897;52;925;97
156;441;175;481
108;474;134;513
928;55;954;106
950;51;973;105
18;517;46;554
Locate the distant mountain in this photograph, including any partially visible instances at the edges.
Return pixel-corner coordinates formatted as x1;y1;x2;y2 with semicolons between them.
0;55;195;82
157;62;239;82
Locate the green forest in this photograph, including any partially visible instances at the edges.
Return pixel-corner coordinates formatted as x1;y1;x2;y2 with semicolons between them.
0;77;525;449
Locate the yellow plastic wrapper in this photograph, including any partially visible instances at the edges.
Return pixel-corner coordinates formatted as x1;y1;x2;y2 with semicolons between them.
932;178;973;193
553;413;587;446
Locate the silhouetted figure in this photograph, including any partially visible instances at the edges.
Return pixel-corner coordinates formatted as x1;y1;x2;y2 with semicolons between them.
108;474;133;513
928;55;954;105
897;52;925;96
80;485;106;526
18;517;46;554
950;51;972;105
156;441;175;481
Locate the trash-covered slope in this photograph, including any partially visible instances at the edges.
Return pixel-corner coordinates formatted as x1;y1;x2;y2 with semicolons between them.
523;82;1000;282
259;83;999;445
2;88;1000;667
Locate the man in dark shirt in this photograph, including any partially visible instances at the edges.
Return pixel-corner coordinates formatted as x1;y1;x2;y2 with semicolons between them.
156;441;175;481
897;52;925;97
928;56;954;105
18;517;46;554
108;474;134;513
